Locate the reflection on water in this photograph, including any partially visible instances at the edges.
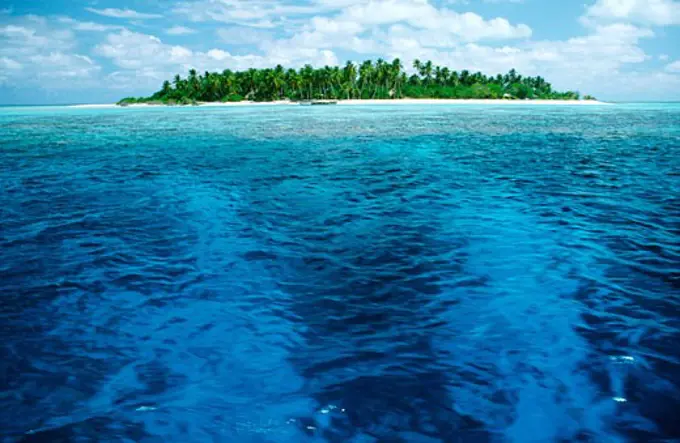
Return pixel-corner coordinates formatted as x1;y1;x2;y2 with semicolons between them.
1;104;679;442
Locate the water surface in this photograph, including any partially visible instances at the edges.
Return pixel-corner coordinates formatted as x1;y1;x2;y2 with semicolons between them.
1;104;679;442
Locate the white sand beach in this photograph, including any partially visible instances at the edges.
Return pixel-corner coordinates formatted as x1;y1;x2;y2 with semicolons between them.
70;99;610;109
69;101;295;109
338;99;611;106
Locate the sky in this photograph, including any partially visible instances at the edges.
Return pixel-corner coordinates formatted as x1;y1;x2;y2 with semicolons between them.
1;0;680;104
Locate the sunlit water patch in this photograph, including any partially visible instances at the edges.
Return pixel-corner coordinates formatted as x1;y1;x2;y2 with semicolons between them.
1;104;679;442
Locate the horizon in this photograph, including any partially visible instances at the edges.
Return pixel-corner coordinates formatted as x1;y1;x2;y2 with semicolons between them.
2;0;680;105
5;100;680;107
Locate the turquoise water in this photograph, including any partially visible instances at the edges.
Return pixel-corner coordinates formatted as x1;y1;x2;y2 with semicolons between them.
0;104;679;442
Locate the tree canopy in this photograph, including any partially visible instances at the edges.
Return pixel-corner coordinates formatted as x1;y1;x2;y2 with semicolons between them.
118;59;588;105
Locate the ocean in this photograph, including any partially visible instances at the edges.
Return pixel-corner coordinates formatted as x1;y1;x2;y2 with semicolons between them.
0;103;678;442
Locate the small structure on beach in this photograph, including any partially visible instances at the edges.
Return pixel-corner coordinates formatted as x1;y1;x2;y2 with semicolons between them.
298;100;337;106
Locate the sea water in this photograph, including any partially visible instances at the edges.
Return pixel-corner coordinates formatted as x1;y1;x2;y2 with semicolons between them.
0;104;678;442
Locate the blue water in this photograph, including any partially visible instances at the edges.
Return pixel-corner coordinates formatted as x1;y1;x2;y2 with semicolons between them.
0;104;678;442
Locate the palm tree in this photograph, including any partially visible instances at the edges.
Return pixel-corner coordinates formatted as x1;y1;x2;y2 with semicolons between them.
449;71;459;87
359;60;373;99
300;64;314;99
423;60;433;85
434;66;442;85
270;64;285;99
471;71;483;85
505;68;519;85
285;68;301;99
413;59;422;80
244;68;259;99
221;69;236;97
460;70;470;86
331;66;342;99
172;74;185;98
440;67;450;86
125;59;584;105
391;58;403;97
342;61;357;99
373;58;386;98
399;72;407;98
187;69;199;98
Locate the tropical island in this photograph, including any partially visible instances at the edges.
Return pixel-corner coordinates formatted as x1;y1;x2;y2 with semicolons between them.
117;59;597;106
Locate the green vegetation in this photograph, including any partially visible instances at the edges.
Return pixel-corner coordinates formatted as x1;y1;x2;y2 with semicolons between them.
118;59;585;105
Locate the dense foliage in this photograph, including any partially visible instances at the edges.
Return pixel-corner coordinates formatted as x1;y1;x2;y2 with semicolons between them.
119;59;588;105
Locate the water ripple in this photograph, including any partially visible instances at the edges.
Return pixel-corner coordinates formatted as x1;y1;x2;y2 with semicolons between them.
1;104;679;442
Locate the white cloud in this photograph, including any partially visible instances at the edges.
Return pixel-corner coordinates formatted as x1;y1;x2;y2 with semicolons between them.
589;70;680;101
28;53;100;79
584;0;680;26
666;60;680;72
85;7;163;20
1;24;46;40
1;23;75;55
293;21;653;99
217;27;273;45
172;0;312;27
1;1;677;101
104;67;173;90
0;56;22;70
0;17;101;89
261;19;654;98
94;29;340;72
56;17;123;32
172;0;532;38
254;0;532;69
93;29;341;92
447;0;525;3
94;31;180;70
659;54;670;61
337;0;532;41
557;23;652;64
95;0;669;100
166;26;197;35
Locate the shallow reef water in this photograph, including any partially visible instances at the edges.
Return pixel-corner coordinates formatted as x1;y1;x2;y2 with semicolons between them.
0;103;679;442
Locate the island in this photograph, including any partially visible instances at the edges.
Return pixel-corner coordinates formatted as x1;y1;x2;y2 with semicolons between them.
117;58;598;106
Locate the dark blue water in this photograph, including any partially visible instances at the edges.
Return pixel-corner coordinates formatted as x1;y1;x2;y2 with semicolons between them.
1;104;679;442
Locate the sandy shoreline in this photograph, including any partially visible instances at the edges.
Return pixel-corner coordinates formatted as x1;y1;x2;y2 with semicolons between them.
70;99;610;109
341;99;610;106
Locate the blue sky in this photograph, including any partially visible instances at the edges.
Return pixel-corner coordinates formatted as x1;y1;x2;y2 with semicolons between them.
1;0;680;104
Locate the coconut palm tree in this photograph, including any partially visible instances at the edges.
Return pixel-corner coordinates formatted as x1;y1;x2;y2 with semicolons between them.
187;69;199;98
342;61;357;99
391;58;403;97
270;64;286;99
413;59;422;79
373;58;386;98
434;66;443;85
440;67;450;86
359;60;373;99
285;68;300;99
300;64;314;99
449;71;459;87
125;59;584;104
423;60;433;85
460;70;470;86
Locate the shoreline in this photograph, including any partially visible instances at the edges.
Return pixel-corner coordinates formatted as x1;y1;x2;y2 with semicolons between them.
70;99;611;109
340;99;610;106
